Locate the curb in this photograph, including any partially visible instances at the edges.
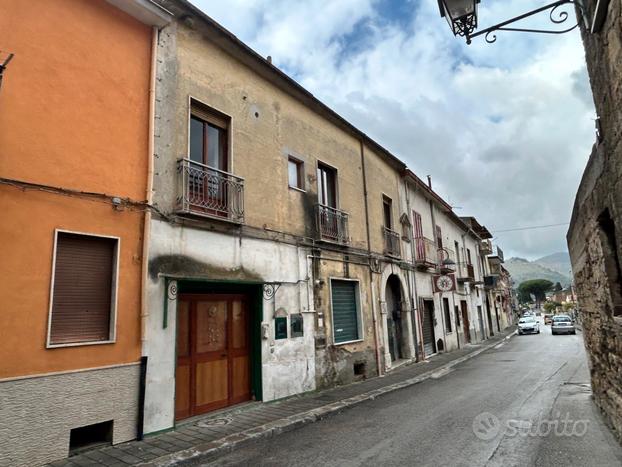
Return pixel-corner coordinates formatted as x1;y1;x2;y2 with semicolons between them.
141;329;517;466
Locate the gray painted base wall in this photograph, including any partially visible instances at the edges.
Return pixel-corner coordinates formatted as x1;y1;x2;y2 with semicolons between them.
0;363;140;467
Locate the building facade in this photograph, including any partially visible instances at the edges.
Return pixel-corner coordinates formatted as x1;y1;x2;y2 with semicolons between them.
0;0;516;463
567;0;622;442
0;0;172;465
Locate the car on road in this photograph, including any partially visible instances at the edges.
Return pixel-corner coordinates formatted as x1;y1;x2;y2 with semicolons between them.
518;316;540;335
544;314;553;325
551;314;576;335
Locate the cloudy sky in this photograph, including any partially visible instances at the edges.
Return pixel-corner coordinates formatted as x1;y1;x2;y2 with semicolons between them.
192;0;596;260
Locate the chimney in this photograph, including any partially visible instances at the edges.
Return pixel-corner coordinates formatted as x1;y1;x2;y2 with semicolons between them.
266;55;272;64
427;175;432;189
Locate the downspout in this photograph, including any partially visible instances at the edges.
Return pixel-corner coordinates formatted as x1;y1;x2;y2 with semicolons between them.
138;26;158;440
360;140;382;376
404;179;420;361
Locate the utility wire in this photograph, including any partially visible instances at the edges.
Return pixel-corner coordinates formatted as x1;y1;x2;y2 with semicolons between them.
491;222;570;233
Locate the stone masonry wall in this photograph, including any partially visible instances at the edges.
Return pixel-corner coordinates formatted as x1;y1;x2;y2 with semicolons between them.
568;0;622;442
0;364;140;466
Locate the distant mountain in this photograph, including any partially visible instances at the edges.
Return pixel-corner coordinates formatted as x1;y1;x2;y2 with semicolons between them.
534;252;572;277
504;256;571;288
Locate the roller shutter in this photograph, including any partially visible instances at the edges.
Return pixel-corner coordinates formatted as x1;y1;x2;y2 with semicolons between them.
49;232;116;345
331;280;359;343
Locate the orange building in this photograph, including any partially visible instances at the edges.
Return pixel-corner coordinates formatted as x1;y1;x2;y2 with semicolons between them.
0;1;170;465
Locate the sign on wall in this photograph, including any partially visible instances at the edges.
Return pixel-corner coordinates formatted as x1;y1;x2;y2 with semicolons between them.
433;274;457;293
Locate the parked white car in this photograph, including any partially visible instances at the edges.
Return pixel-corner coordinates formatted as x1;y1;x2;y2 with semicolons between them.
518;316;540;335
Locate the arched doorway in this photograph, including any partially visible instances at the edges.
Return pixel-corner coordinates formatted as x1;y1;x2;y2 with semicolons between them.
385;275;405;362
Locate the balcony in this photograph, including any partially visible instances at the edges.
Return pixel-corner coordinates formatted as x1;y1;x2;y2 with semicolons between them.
383;227;401;257
315;204;349;245
484;275;498;289
177;158;244;223
414;237;438;269
457;263;475;282
480;239;493;255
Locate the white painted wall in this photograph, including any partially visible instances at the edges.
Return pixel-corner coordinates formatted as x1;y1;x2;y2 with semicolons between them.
142;219;316;434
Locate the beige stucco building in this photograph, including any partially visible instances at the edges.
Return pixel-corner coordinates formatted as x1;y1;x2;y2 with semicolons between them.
139;0;515;436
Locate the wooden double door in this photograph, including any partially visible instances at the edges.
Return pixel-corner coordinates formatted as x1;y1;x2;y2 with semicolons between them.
175;294;251;421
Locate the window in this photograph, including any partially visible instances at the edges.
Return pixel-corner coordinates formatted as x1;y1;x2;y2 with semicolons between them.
443;297;452;332
383;196;393;229
467;248;472;265
331;280;361;344
454;305;461;326
455;241;461;265
48;231;118;346
436;225;443;248
317;163;337;208
190;114;228;171
288;157;304;190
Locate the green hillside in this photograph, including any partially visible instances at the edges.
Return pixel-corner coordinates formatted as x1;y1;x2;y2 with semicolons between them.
504;257;571;288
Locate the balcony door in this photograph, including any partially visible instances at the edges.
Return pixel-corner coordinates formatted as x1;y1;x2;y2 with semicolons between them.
317;163;337;208
189;111;229;216
413;210;425;261
317;163;341;241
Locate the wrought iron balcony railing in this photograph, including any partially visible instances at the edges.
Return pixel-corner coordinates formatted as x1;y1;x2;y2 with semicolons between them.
414;237;438;268
177;158;244;223
383;227;401;257
315;204;349;244
458;263;476;282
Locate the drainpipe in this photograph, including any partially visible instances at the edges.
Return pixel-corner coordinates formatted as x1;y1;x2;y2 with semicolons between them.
138;26;158;439
404;179;420;361
141;26;158;349
360;140;382;376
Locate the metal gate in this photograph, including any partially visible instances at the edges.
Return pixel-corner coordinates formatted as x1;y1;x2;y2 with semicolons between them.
421;299;436;357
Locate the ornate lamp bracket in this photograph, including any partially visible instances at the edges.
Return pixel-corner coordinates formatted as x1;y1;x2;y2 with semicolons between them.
263;283;282;300
466;0;586;44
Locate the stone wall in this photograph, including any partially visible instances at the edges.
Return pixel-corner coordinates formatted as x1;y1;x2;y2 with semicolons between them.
0;364;140;466
568;0;622;442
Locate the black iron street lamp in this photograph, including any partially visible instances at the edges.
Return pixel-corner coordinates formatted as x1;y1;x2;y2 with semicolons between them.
438;0;586;44
438;0;480;38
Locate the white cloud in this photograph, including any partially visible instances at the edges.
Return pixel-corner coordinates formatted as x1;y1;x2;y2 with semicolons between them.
191;0;595;259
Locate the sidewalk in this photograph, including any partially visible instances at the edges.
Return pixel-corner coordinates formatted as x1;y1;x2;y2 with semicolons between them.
48;327;517;467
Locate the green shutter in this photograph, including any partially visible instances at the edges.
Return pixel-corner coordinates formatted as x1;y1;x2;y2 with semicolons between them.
331;280;360;343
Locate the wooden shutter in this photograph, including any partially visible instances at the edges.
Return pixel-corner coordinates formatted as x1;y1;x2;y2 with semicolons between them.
331;280;359;343
49;232;116;345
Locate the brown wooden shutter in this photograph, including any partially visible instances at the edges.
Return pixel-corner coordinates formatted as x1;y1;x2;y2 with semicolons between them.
49;232;116;345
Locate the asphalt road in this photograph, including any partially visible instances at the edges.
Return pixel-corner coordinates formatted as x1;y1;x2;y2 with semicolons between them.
201;319;622;467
